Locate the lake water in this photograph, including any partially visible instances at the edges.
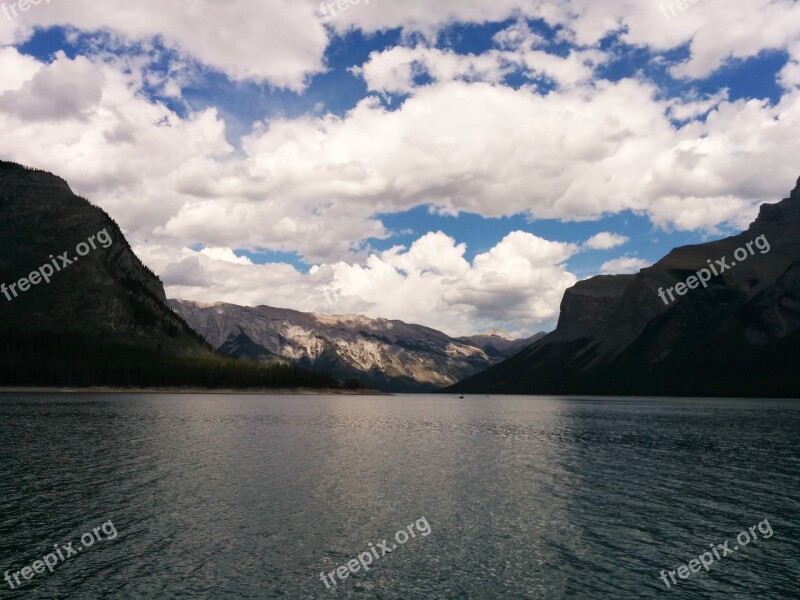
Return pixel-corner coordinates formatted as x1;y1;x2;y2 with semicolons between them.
0;393;798;599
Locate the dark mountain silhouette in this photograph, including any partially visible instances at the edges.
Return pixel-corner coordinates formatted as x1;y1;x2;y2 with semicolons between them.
446;177;800;398
0;161;338;389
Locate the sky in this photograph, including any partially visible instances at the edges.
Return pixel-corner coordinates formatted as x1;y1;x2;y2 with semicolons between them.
1;0;799;337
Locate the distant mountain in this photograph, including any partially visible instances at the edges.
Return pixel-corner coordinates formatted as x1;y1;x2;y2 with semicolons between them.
457;330;546;360
447;177;800;398
169;301;536;392
0;161;338;389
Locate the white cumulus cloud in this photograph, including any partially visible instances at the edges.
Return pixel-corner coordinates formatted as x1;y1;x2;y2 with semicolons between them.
600;256;651;275
135;231;578;336
584;232;629;250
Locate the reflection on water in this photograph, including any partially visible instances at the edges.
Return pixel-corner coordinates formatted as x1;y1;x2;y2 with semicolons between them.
0;394;798;598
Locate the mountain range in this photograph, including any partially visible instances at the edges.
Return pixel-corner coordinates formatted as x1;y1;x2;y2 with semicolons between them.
170;300;543;392
447;177;800;398
5;158;799;397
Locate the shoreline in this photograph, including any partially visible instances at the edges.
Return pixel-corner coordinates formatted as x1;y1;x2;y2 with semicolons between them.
0;387;391;396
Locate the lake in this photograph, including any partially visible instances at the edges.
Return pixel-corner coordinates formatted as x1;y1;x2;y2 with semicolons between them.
0;393;798;598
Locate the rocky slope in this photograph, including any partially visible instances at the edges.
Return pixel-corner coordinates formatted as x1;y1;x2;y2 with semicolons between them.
170;301;538;392
447;177;800;398
0;161;202;352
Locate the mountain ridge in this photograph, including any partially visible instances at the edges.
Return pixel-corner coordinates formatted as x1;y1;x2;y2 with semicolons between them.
170;299;543;392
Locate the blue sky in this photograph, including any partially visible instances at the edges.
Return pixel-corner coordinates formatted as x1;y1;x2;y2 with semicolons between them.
1;0;799;335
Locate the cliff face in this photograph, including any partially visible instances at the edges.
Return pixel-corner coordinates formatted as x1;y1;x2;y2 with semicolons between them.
169;300;533;392
447;177;800;398
553;275;632;341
